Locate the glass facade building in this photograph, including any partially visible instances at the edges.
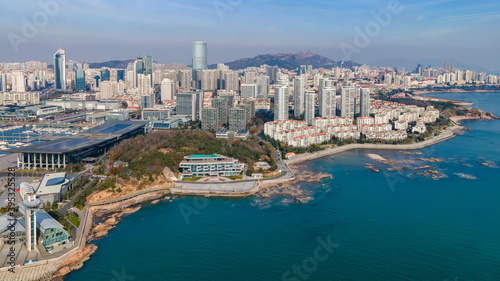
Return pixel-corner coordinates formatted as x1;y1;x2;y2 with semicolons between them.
117;69;125;82
54;49;66;90
101;68;110;81
75;70;86;92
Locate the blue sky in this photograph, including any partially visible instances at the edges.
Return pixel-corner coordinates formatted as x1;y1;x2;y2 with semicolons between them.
1;0;500;72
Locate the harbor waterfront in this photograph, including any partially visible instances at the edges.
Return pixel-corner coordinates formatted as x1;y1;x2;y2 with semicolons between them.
63;93;500;281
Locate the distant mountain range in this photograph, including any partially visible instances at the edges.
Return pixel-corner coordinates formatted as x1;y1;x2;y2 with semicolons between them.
209;51;359;70
87;59;135;69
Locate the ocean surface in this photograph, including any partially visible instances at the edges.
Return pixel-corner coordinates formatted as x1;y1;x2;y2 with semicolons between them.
66;92;500;281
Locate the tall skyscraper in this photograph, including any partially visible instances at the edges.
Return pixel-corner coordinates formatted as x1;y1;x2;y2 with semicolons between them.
75;69;86;92
319;87;336;118
274;85;288;121
117;69;125;82
101;68;110;82
360;88;371;117
192;41;207;81
145;55;153;86
304;91;315;126
134;57;144;87
293;75;305;117
54;49;66;90
161;78;174;101
341;87;356;118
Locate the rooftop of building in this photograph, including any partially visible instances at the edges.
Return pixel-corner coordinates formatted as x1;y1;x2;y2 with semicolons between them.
7;121;148;154
36;172;69;196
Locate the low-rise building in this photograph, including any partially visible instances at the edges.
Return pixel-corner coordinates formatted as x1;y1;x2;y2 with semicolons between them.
179;154;245;178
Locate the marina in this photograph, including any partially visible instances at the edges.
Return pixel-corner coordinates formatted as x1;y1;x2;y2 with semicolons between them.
0;124;82;153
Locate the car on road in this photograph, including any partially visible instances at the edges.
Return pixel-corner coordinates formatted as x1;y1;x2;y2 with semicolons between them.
24;259;38;265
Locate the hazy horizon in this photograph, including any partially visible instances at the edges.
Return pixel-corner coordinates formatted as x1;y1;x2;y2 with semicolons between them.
1;0;499;72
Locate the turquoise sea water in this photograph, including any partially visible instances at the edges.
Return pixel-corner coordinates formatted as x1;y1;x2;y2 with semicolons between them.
66;92;500;281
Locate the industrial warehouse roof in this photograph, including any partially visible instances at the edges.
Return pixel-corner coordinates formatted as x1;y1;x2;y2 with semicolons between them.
7;121;148;154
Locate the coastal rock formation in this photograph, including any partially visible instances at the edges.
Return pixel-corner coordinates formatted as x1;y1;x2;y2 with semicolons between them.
52;244;98;279
87;174;173;204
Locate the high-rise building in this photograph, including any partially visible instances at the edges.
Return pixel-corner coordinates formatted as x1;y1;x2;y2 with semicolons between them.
360;88;370;117
178;69;192;90
192;41;207;81
11;70;25;92
75;69;86;92
267;66;278;84
298;65;307;75
202;107;219;132
223;71;239;91
274;85;288;121
237;103;252;126
200;69;217;91
137;74;152;96
304;91;315;126
229;107;246;132
101;68;110;82
256;76;270;96
161;78;175;101
177;91;201;118
134;57;144;87
0;73;6;92
341;87;356;118
212;98;228;126
54;49;66;90
140;94;154;109
241;84;257;99
242;99;256;120
293;75;305;117
94;75;100;89
117;70;125;82
145;55;153;86
319;87;336;118
244;72;256;84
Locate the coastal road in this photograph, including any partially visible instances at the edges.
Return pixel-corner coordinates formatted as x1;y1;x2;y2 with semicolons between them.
57;177;97;215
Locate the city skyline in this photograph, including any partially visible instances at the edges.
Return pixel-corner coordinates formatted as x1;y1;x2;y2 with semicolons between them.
1;0;500;73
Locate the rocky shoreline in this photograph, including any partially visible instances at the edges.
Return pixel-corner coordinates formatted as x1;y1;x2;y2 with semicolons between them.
51;189;172;280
